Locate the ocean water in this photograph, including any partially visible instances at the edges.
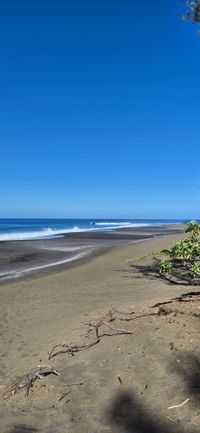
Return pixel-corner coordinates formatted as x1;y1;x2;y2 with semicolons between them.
0;218;190;242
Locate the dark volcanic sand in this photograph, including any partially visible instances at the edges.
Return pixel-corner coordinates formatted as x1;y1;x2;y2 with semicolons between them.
1;228;200;433
0;224;184;283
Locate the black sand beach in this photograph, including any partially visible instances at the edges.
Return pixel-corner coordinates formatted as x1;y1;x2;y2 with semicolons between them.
2;227;200;433
0;224;184;283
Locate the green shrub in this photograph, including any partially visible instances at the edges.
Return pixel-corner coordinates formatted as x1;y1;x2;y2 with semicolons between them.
159;260;173;275
159;220;200;282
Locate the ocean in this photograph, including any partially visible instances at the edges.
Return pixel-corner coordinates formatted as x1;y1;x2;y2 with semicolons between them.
0;218;189;241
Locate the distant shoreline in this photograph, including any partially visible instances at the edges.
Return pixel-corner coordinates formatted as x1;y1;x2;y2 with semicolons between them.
0;218;188;242
0;224;184;283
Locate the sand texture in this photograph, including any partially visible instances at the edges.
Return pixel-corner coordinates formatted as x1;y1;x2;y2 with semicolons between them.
1;231;200;433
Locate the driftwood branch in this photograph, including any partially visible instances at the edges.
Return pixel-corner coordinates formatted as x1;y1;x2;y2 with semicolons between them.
168;398;190;410
5;291;200;400
93;320;134;339
48;339;100;360
152;292;200;308
49;315;134;361
3;365;60;400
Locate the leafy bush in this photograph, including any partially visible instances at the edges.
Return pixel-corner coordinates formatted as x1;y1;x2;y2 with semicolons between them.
159;220;200;282
185;220;200;241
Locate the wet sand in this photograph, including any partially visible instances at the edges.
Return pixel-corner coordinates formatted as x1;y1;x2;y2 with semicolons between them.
1;225;200;433
0;224;183;283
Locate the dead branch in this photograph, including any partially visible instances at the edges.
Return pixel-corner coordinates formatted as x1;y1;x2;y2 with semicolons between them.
157;305;200;319
7;290;200;401
58;390;71;402
49;316;133;361
94;320;134;339
103;307;158;322
48;343;83;359
48;339;100;360
85;307;135;328
108;309;115;322
118;311;158;321
3;365;60;400
118;376;122;385
152;293;200;308
168;398;190;410
157;306;175;316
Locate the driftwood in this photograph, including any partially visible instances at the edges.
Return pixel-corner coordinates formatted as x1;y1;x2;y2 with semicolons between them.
87;319;134;339
86;307;157;326
48;339;100;360
117;311;158;321
49;318;133;360
152;292;200;308
3;365;60;400
49;301;192;362
112;307;161;322
157;305;200;319
168;398;190;410
5;291;200;400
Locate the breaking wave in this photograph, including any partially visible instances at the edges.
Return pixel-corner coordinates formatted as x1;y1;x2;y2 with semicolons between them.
93;221;149;227
0;222;151;241
0;226;90;241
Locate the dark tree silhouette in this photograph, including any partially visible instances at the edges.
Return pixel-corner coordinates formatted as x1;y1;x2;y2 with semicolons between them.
183;1;200;23
108;352;200;433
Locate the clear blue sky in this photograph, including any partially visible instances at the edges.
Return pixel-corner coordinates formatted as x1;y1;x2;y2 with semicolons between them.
1;0;200;219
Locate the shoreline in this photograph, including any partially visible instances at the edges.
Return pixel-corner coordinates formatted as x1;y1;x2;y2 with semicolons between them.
0;224;184;283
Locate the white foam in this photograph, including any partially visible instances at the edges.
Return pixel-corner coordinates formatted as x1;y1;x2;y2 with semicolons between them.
40;245;90;252
94;222;149;227
94;222;132;226
0;222;153;242
0;226;95;241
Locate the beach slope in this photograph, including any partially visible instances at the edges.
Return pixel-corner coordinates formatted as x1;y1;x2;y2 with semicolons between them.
1;230;200;433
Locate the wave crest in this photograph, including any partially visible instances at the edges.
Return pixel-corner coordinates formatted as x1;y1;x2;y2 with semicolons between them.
0;226;87;241
0;222;151;241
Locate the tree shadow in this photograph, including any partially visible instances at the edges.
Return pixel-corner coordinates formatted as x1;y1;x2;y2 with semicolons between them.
108;352;200;433
169;353;200;404
122;261;199;286
108;390;195;433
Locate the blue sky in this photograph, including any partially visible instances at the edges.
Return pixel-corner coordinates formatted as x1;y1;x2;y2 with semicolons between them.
0;0;200;219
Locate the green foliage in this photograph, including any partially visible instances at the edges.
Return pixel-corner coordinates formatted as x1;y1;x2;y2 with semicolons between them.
159;260;173;275
152;252;161;259
190;261;200;277
183;1;200;23
168;239;200;260
159;220;200;283
185;220;200;241
136;251;161;261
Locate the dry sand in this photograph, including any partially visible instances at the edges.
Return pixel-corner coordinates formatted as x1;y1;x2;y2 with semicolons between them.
1;233;200;433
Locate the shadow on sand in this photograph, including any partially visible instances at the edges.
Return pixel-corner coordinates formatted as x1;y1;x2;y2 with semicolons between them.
120;260;200;286
108;352;200;433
